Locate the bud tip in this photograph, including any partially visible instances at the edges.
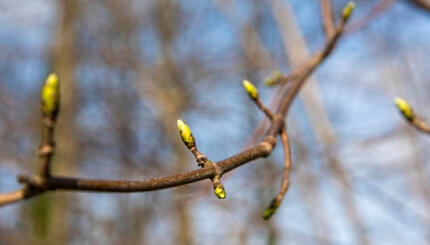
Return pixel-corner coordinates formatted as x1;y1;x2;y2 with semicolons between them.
394;97;413;121
242;79;259;99
214;184;226;199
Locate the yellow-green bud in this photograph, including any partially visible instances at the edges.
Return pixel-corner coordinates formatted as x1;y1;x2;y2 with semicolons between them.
242;80;259;99
394;97;414;121
177;119;196;148
264;70;282;86
342;1;355;21
214;183;226;199
263;198;280;220
41;73;60;120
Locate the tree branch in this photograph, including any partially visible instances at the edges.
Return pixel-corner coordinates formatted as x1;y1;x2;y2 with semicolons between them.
0;189;26;206
0;186;45;206
0;3;353;208
320;0;335;38
263;127;292;219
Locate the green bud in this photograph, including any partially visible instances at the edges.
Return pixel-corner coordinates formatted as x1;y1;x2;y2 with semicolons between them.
394;97;414;121
41;73;60;120
214;183;226;199
263;198;280;220
342;1;355;21
264;70;282;86
177;119;196;148
242;80;259;99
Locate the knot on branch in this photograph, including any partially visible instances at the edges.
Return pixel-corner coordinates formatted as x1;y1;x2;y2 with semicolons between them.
259;141;274;158
39;144;55;156
17;175;53;191
43;117;56;128
264;133;277;145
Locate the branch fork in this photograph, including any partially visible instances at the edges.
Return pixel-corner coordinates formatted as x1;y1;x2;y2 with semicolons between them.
177;119;227;199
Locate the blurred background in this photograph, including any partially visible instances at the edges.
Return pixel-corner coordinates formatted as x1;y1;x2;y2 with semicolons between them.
0;0;429;244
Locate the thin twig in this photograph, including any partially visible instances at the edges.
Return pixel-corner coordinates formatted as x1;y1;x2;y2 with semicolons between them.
276;11;350;118
38;118;56;177
255;98;274;120
395;97;430;134
0;189;26;206
320;0;335;38
249;89;293;218
39;73;60;178
0;187;44;207
263;127;292;219
277;128;292;207
411;117;430;133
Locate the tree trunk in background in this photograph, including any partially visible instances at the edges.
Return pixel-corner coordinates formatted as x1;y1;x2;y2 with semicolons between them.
154;1;193;244
29;1;80;244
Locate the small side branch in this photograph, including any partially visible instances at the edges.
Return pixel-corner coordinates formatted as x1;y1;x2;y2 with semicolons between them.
243;80;274;120
39;74;60;178
276;2;355;117
395;97;430;134
242;79;292;219
177;119;227;199
320;0;335;38
263;127;292;219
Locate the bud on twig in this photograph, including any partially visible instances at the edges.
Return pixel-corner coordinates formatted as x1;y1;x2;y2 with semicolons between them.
263;198;280;220
214;183;226;199
264;71;282;86
394;97;414;121
342;1;355;21
41;73;60;121
212;174;226;199
177;119;196;149
242;80;259;100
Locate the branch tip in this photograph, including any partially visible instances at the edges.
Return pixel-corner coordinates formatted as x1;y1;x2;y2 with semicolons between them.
41;73;60;121
394;97;414;121
242;80;259;99
342;1;355;20
177;119;196;149
263;198;280;220
214;183;226;199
